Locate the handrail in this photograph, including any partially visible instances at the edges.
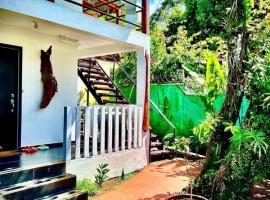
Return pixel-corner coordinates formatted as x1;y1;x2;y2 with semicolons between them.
57;0;143;29
92;58;129;103
109;55;177;137
149;99;176;136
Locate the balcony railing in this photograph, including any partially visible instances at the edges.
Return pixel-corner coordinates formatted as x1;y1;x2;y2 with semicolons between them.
47;0;149;33
63;105;144;161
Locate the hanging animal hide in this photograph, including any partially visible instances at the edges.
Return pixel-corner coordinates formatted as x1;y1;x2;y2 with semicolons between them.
40;46;58;108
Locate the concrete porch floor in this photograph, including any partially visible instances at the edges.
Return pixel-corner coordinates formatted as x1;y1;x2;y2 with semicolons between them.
0;146;64;171
93;159;202;200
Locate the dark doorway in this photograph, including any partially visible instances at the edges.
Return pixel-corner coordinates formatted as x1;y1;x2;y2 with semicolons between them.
0;43;22;151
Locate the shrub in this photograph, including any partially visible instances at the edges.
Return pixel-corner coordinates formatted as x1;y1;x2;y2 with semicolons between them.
94;163;110;188
77;179;98;197
212;129;269;199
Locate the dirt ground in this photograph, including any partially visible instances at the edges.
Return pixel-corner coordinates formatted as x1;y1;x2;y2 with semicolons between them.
91;159;202;200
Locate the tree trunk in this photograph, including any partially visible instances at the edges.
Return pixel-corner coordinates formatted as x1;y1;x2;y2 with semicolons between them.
200;29;248;176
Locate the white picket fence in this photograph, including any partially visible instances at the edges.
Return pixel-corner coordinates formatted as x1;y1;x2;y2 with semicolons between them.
63;105;144;161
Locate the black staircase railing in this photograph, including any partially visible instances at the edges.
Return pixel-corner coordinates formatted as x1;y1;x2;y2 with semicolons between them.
92;58;129;103
78;58;129;105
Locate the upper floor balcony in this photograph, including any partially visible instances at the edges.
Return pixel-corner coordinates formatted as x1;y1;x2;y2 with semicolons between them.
47;0;149;34
0;0;149;49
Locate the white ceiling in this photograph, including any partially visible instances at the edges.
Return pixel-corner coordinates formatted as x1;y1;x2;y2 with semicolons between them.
0;9;135;51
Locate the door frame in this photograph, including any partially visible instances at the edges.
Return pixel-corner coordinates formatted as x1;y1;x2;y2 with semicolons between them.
0;43;22;149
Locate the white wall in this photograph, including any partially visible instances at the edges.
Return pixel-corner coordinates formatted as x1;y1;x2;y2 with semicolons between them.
0;24;78;146
67;135;149;181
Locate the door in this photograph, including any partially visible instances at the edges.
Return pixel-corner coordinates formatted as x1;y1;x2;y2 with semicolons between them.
0;44;22;151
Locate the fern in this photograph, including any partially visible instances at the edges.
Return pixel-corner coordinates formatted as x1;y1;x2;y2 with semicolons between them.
230;129;268;158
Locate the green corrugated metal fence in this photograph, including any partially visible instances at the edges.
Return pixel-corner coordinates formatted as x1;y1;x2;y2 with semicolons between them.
120;84;249;137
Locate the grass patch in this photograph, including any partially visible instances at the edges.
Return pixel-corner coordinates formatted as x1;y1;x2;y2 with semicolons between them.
121;171;137;182
77;179;98;197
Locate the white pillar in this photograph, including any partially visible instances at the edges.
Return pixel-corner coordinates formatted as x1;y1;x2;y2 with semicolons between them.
136;46;150;163
136;48;147;107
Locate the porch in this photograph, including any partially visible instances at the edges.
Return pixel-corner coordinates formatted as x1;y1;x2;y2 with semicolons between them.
0;0;150;199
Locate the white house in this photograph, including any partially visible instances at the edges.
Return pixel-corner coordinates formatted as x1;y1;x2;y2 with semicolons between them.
0;0;150;198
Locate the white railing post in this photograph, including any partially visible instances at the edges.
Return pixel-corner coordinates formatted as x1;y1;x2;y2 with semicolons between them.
108;107;113;153
92;107;99;156
75;107;81;159
100;107;106;155
65;105;144;161
63;106;74;161
138;106;143;147
127;106;133;149
114;107;120;152
84;107;91;157
121;107;126;151
133;107;138;148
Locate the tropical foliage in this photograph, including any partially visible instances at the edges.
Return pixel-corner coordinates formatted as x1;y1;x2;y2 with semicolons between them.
116;0;270;198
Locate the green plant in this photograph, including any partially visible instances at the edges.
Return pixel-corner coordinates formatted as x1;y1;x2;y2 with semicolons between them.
94;163;110;188
171;136;191;153
192;113;221;149
162;132;175;146
229;129;268;158
204;51;227;109
77;179;98;197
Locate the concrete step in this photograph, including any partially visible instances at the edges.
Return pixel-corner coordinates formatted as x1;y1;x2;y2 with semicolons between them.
0;161;66;189
0;174;76;200
0;151;21;164
37;189;88;200
150;150;170;157
151;142;163;148
151;134;158;140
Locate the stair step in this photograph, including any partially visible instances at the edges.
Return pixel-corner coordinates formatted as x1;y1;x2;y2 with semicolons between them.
37;189;88;200
78;62;91;68
151;134;158;139
0;151;21;164
151;142;163;148
94;86;116;91
91;80;114;87
78;57;129;105
150;150;170;157
79;58;92;63
78;59;96;66
98;93;123;97
86;74;109;81
103;99;128;104
80;68;104;75
0;174;76;200
0;161;66;189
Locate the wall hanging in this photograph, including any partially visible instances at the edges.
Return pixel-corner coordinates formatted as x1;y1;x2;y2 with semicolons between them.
40;46;58;108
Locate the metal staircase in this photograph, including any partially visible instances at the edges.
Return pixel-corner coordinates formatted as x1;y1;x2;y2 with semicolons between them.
78;58;129;105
